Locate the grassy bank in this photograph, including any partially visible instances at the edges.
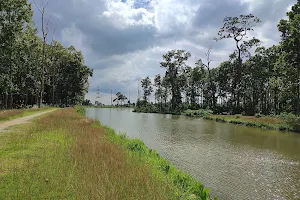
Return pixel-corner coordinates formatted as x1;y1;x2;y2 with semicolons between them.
183;110;300;133
0;106;56;122
0;107;214;199
201;114;295;132
134;107;299;133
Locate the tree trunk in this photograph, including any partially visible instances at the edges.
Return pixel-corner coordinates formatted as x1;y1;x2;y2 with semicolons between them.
5;92;8;109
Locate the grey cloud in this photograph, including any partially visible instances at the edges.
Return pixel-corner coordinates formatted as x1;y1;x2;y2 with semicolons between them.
29;0;295;103
193;0;248;29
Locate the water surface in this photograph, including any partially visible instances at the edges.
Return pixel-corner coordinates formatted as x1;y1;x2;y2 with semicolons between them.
85;108;300;200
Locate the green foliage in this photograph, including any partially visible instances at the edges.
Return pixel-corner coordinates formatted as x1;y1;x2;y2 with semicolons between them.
134;103;159;113
137;4;300;119
141;76;153;102
280;113;300;132
75;105;85;116
183;109;213;117
0;1;92;109
255;113;264;118
113;92;128;105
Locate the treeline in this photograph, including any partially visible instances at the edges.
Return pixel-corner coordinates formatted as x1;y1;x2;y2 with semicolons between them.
138;1;300;115
0;0;93;109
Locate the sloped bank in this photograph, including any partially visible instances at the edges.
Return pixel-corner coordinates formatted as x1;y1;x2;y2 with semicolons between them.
77;106;216;200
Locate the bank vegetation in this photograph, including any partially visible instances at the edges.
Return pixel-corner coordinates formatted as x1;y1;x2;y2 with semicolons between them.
0;107;215;200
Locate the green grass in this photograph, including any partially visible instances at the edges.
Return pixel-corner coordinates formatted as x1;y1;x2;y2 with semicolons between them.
0;107;215;199
0;107;56;122
203;115;295;132
0;117;74;199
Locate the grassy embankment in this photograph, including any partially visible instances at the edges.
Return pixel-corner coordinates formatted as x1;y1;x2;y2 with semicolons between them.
0;107;56;122
182;109;299;133
0;107;214;200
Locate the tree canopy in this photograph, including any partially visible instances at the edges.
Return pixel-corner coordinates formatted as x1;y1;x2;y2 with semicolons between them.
0;0;93;108
138;2;300;116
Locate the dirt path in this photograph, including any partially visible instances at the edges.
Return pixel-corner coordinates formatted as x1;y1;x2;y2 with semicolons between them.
0;110;57;132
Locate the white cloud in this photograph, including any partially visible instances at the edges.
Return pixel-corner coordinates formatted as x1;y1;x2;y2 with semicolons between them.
31;0;297;105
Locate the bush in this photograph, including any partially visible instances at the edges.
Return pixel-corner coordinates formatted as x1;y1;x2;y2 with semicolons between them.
287;117;300;132
215;117;226;123
235;114;242;119
75;105;85;115
183;109;213;117
255;113;264;118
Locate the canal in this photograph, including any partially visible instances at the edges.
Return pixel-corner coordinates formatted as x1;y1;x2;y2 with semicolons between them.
85;108;300;199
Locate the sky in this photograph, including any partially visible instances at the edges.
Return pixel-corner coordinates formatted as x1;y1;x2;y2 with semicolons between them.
30;0;296;105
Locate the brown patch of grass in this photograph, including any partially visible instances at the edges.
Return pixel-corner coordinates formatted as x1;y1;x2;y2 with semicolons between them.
0;108;173;199
241;116;284;124
210;114;284;125
67;108;172;199
0;110;24;120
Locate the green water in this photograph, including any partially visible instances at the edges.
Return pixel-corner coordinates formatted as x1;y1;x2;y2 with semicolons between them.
85;108;300;200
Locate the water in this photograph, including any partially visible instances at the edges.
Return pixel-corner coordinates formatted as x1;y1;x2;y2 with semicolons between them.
85;108;300;200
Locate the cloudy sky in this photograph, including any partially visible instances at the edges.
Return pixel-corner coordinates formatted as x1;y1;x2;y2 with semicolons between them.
31;0;296;105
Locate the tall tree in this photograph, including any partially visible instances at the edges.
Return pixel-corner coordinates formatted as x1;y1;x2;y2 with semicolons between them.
34;0;51;108
141;76;153;102
113;92;127;106
278;0;300;114
215;14;261;112
154;74;163;111
0;0;33;108
197;45;218;110
160;49;191;111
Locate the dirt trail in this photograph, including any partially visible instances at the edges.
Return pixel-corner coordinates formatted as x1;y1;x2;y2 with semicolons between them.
0;110;56;132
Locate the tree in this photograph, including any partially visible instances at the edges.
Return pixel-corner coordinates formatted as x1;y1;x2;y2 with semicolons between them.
197;45;218;110
278;0;300;114
185;65;206;109
160;49;191;111
141;76;153;102
154;74;163;111
215;14;261;112
0;1;92;109
34;0;51;108
0;0;33;108
113;92;127;106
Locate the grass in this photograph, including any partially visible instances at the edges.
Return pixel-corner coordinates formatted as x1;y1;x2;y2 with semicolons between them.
0;107;56;122
203;114;293;132
0;107;214;199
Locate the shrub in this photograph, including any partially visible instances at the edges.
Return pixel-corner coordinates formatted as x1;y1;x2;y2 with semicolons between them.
255;113;264;118
183;109;213;117
75;105;85;115
215;117;226;123
235;114;241;119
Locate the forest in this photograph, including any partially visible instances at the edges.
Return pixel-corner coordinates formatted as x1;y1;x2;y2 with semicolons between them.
0;0;93;109
137;1;300;116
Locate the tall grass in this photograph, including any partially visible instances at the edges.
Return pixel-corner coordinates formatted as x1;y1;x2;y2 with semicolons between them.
1;108;215;199
203;115;296;132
